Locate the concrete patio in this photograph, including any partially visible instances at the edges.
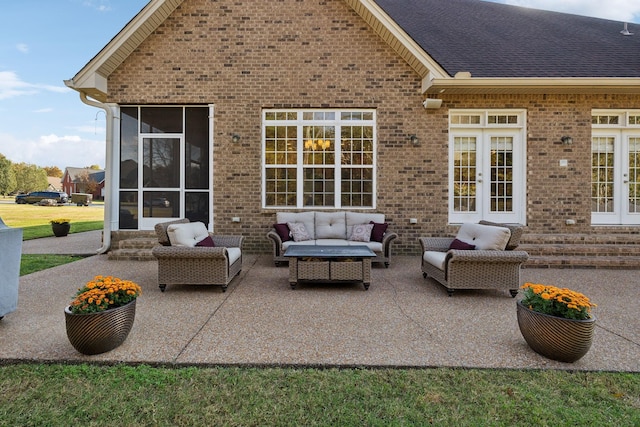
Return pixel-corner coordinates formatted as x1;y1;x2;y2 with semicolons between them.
2;231;638;372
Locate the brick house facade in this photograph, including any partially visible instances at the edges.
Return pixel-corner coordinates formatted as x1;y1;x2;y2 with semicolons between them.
65;0;640;255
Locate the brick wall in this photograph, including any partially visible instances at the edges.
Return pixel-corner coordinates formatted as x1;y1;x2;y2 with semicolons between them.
107;0;640;255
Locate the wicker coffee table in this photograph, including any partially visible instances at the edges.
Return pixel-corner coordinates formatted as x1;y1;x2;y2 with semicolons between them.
284;245;376;290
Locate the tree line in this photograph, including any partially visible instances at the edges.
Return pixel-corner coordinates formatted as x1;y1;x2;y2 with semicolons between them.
0;153;63;196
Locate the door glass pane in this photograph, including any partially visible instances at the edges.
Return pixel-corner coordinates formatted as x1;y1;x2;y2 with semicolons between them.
453;137;477;212
143;191;179;218
143;138;180;188
119;191;138;229
490;136;513;212
140;107;183;133
592;137;615;212
185;107;209;189
186;192;209;227
628;138;640;213
120;107;138;188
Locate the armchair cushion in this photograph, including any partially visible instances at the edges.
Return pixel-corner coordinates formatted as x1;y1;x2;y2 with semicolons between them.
455;223;511;250
478;220;524;250
227;247;242;264
167;222;209;247
423;251;448;270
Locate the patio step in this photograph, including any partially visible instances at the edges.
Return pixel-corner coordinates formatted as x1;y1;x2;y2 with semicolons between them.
107;237;156;261
520;233;640;269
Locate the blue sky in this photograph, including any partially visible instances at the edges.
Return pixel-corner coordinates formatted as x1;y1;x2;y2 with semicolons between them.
1;0;639;171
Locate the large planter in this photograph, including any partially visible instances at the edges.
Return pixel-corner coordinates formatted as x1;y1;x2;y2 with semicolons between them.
517;301;595;363
64;299;136;355
52;222;70;237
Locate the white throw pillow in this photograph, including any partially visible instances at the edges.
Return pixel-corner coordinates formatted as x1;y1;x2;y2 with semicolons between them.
287;222;312;242
349;223;374;242
167;222;209;247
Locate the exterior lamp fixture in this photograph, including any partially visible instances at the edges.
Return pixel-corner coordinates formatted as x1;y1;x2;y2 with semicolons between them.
409;134;420;146
561;136;573;145
231;133;241;143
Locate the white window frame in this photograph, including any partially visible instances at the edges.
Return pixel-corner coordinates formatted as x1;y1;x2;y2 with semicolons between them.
262;109;377;209
448;109;527;224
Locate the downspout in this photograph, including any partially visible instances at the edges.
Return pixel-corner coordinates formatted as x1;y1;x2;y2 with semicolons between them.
78;92;114;254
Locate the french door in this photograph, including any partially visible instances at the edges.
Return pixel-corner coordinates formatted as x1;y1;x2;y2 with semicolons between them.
592;131;640;224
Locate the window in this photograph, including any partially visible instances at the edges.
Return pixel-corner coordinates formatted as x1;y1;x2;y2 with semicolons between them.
263;110;376;208
449;110;526;224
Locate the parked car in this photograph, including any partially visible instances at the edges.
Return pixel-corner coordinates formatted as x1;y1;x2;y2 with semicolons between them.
15;191;69;205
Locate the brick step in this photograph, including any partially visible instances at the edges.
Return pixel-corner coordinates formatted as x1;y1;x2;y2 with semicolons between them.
525;255;640;269
117;237;158;250
521;233;640;245
519;243;640;257
107;248;155;261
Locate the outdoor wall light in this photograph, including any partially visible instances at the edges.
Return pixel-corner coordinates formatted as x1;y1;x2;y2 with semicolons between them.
231;133;241;143
561;136;573;145
409;134;420;146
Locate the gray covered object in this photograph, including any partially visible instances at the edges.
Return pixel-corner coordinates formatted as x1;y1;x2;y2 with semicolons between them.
0;218;22;318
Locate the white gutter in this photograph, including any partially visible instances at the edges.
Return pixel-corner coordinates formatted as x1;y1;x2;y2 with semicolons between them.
76;91;114;254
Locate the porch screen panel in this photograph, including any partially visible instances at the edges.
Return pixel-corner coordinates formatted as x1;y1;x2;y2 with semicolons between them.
453;137;477;212
120;107;138;189
265;125;297;206
592;137;615;212
185;107;209;189
628;138;640;213
490;136;513;212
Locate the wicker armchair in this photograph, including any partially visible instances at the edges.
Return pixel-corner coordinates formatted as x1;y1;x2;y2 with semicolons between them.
420;222;528;297
151;219;244;292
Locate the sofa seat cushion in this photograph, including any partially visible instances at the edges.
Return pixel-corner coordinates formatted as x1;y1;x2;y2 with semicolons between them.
282;240;317;250
315;239;349;246
456;223;511;251
423;251;448;271
315;212;347;239
167;222;209;247
347;240;382;252
227;247;242;265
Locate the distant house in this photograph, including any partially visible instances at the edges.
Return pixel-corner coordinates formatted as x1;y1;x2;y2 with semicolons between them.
46;176;62;191
61;167;105;200
64;0;640;254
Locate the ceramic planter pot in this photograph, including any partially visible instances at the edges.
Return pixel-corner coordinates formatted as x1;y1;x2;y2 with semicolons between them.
64;299;136;355
52;222;70;237
517;301;595;363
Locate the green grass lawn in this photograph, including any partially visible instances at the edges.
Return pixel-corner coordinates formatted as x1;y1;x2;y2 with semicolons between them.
0;364;638;426
0;201;104;274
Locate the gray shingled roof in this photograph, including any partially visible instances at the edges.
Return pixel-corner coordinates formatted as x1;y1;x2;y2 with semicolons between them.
375;0;640;78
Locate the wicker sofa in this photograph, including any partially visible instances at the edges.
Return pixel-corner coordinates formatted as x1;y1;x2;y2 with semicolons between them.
151;219;244;292
420;221;528;297
266;211;398;267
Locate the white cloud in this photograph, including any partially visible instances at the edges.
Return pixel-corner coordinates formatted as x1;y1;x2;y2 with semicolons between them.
0;132;105;170
501;0;640;22
0;71;70;100
16;43;29;54
83;0;111;12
